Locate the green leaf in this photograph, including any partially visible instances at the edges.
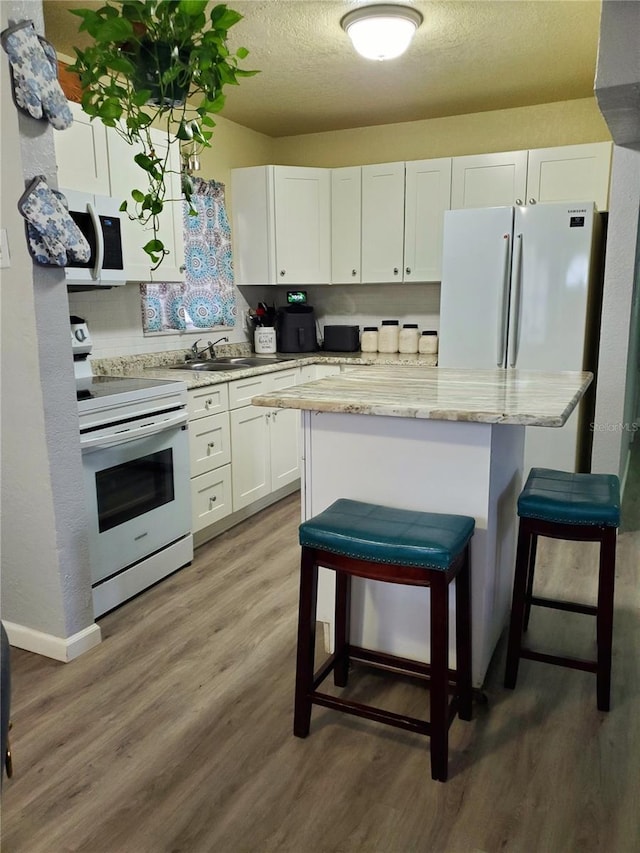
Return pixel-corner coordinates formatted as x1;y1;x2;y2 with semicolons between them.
98;99;123;121
175;121;194;141
178;0;209;16
119;200;128;212
93;18;134;44
134;153;155;172
131;189;146;203
236;46;249;59
132;89;153;107
212;8;243;30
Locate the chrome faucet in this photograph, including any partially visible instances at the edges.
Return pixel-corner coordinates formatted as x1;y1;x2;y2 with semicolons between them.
188;336;229;360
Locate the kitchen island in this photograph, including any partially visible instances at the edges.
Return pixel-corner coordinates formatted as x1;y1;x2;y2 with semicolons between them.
252;366;593;686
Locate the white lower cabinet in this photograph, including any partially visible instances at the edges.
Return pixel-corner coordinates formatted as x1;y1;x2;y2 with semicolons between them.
230;403;271;510
229;368;301;512
187;385;232;533
299;364;342;382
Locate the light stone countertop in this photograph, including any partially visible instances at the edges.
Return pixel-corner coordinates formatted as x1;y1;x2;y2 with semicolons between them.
251;366;593;426
91;349;438;388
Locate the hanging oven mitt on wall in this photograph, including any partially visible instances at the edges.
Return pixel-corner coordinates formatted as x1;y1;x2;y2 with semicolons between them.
0;20;73;130
24;187;84;266
17;176;90;267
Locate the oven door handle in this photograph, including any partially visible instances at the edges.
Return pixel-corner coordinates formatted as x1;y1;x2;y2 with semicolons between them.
81;411;188;452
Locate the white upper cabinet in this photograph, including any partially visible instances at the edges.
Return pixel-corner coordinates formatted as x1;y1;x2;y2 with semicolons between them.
331;166;362;284
231;165;331;285
359;158;452;284
361;161;405;283
404;158;452;282
451;150;529;209
54;101;110;196
451;143;613;211
108;127;185;282
525;142;613;210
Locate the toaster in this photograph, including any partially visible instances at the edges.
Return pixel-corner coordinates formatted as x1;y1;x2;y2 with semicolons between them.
322;325;360;352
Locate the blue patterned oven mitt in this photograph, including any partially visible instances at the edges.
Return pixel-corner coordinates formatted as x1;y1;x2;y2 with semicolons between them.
1;20;73;130
18;176;90;267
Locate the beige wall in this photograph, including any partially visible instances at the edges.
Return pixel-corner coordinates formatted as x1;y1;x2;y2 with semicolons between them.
198;113;275;192
272;97;610;167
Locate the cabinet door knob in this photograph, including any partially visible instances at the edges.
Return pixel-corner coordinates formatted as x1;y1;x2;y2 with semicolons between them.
352;269;357;276
529;198;537;204
393;267;399;275
405;267;411;275
209;496;217;506
279;270;286;277
179;264;186;273
515;198;523;205
208;441;215;450
205;398;213;408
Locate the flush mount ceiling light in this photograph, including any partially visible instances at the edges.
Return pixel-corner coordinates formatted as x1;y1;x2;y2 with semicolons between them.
341;4;423;61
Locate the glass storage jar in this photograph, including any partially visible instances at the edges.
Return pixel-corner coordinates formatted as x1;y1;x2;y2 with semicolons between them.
419;330;439;355
378;320;399;353
399;323;419;353
361;327;378;353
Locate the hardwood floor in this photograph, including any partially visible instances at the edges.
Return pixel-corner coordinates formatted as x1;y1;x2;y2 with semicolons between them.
2;492;639;852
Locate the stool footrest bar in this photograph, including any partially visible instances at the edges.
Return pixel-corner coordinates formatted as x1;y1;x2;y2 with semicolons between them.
311;691;435;735
529;596;598;616
520;647;598;673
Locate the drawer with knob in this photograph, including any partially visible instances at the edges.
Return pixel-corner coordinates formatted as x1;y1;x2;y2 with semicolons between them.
189;411;231;477
187;383;230;419
191;464;232;532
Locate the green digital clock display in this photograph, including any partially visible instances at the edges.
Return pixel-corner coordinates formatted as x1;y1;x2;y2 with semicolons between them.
286;290;307;304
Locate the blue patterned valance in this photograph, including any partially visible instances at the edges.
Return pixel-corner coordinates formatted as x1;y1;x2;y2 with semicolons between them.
141;178;236;332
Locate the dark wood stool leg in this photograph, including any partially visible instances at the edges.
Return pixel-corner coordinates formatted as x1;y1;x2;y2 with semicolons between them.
596;527;617;712
294;547;319;738
430;574;450;782
504;522;532;689
334;570;351;687
523;533;538;631
455;545;473;721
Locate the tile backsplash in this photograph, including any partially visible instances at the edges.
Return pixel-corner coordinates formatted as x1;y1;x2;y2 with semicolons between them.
68;283;251;359
68;281;440;358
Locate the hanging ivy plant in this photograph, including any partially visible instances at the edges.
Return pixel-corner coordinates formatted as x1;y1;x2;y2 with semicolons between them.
69;0;257;269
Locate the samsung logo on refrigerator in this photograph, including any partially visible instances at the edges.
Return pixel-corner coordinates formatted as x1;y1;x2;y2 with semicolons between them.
568;209;587;227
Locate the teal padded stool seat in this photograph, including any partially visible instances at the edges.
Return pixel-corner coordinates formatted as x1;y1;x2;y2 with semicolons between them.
504;468;621;711
294;499;475;783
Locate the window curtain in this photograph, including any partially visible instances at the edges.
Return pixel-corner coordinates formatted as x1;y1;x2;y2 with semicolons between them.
140;177;236;332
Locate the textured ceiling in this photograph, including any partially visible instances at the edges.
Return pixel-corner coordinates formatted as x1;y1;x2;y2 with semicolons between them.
43;0;602;138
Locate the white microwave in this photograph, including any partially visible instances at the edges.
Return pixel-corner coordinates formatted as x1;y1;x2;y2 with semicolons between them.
63;189;127;289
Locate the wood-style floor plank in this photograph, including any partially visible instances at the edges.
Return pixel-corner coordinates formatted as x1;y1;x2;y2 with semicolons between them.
2;492;639;853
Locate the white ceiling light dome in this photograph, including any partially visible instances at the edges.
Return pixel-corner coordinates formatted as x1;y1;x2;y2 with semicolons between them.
341;4;423;61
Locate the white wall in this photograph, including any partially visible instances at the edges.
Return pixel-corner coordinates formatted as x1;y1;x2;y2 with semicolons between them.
591;0;640;480
1;0;100;658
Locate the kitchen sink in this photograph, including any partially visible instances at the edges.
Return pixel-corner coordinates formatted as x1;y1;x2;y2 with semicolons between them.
213;356;295;366
171;361;246;371
171;356;295;371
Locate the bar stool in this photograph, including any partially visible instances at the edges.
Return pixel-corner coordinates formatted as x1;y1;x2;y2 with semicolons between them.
293;498;475;782
504;468;621;711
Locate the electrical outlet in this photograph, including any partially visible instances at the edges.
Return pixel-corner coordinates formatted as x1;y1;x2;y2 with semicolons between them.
0;228;10;269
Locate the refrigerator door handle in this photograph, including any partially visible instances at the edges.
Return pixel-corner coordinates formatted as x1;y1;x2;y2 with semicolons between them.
508;233;523;367
497;233;511;366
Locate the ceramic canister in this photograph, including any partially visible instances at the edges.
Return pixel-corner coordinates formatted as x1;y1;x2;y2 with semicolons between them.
254;326;277;354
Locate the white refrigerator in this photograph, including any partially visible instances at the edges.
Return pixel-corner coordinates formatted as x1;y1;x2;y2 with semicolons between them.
438;202;603;474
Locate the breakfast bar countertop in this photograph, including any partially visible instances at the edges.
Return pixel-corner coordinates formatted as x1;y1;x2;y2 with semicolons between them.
251;366;593;427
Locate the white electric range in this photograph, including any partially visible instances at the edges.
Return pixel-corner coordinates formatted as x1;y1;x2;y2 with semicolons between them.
71;317;193;617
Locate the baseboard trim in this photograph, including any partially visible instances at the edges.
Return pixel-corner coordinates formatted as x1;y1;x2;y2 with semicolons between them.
3;620;102;662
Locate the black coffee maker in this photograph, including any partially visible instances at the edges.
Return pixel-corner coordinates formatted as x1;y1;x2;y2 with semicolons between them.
276;304;318;352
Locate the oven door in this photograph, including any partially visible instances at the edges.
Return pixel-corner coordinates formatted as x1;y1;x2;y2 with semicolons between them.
82;415;191;585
